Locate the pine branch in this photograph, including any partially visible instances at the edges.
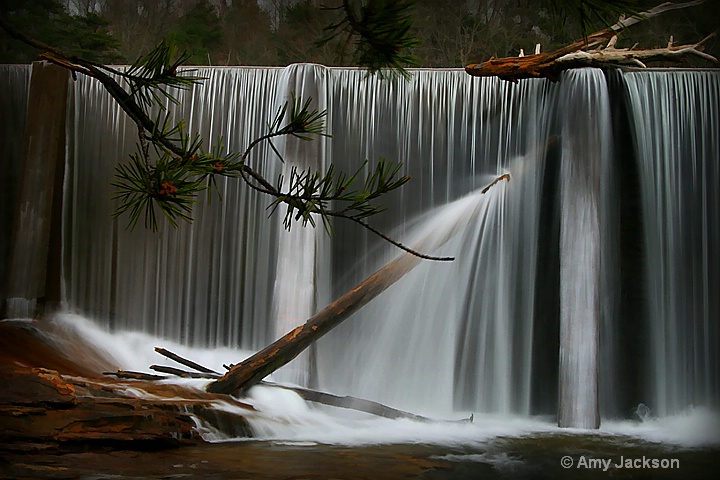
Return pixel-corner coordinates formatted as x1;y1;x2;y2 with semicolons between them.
0;14;452;261
319;0;420;78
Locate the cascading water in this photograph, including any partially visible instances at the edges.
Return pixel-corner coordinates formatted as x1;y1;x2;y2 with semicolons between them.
270;64;330;386
0;64;31;316
621;70;720;417
2;64;719;433
65;67;287;349
556;69;614;428
317;69;558;417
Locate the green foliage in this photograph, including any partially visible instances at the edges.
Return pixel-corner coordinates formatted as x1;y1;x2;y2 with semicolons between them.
112;150;203;229
171;0;223;65
102;41;409;235
124;37;201;107
268;159;409;235
0;0;122;64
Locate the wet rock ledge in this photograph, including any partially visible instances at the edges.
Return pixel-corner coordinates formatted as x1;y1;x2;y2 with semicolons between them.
0;320;253;455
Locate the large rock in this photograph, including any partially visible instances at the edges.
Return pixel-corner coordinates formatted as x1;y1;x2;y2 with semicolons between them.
0;320;253;453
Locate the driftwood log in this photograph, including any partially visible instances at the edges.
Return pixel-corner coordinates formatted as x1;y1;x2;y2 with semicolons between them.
465;1;716;82
553;33;717;70
206;174;510;396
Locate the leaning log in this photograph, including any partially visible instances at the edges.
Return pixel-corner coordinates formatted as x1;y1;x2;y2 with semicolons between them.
207;246;433;395
207;174;510;396
465;1;711;81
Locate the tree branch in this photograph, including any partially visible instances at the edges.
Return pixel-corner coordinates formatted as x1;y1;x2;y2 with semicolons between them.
464;1;713;81
554;33;718;69
1;14;450;261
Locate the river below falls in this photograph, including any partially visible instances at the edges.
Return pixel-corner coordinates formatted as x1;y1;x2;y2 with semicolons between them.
2;434;719;479
3;312;716;479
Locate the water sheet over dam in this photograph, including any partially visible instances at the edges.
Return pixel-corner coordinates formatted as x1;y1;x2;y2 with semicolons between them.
1;63;718;430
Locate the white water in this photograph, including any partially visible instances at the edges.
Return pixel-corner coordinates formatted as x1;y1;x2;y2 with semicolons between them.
556;69;613;428
317;68;557;417
65;67;287;348
36;311;720;449
270;65;330;386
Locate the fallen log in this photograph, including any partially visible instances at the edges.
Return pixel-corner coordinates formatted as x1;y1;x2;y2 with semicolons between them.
262;381;474;423
110;349;464;423
464;1;713;81
116;348;413;419
207;174;510;396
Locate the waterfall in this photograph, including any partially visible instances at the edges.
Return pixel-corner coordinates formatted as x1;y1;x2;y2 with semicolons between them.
2;64;718;428
65;67;286;348
270;64;330;386
0;65;31;316
621;70;720;416
317;69;556;416
556;69;614;428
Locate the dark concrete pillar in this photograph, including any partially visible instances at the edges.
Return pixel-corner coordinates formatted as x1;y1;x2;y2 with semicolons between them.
2;61;69;318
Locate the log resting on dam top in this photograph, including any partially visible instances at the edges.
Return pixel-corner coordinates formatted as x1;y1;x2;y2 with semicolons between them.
464;1;717;82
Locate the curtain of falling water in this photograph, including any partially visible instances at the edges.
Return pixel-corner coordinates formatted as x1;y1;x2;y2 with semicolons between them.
0;64;32;314
270;64;331;386
622;70;720;417
315;69;558;416
65;67;286;349
55;64;719;420
64;66;561;411
556;69;615;428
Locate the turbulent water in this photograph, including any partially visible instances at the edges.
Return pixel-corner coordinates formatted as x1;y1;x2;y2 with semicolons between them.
2;64;719;435
42;311;720;451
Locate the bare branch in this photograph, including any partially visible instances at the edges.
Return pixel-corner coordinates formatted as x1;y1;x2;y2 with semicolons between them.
465;1;714;81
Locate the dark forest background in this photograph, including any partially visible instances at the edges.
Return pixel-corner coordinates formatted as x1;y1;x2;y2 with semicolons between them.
2;0;719;67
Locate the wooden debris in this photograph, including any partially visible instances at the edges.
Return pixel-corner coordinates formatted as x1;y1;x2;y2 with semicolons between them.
261;381;430;421
154;347;222;375
150;365;220;379
554;33;717;70
465;1;716;82
262;381;474;423
103;369;167;381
